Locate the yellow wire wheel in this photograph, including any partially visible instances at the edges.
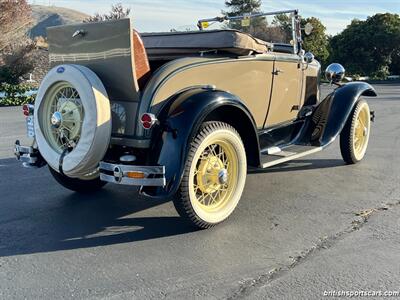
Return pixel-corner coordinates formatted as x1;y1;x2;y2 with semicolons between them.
340;99;371;164
174;122;247;228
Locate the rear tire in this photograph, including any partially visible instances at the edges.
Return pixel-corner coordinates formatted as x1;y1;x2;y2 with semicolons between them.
173;122;247;229
340;99;371;164
49;166;107;193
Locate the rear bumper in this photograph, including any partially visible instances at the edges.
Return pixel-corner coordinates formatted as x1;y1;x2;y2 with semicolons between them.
99;162;166;187
14;143;166;187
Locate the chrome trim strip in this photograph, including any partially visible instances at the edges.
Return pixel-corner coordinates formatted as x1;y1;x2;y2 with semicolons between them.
100;173;166;186
262;146;323;168
99;162;166;187
49;48;131;63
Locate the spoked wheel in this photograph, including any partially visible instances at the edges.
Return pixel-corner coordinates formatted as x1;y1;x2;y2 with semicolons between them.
41;82;84;152
340;99;371;164
39;82;106;192
173;122;247;229
34;65;112;180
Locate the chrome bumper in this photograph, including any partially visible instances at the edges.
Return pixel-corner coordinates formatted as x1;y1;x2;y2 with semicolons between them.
99;162;166;187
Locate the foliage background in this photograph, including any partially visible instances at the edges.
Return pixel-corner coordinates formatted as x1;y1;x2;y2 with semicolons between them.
0;83;37;106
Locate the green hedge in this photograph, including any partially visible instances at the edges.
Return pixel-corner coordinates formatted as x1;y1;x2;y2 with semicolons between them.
0;83;37;106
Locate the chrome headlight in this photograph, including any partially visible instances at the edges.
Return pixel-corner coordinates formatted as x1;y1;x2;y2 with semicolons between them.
325;63;345;83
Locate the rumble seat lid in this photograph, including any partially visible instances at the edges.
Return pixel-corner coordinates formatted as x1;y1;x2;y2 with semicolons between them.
141;30;270;58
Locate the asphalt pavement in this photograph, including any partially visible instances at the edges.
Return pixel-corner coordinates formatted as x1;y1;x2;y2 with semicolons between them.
0;83;399;299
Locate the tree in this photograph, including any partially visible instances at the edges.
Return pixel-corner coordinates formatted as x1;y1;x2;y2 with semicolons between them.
223;0;262;32
390;48;400;75
223;0;262;16
0;0;35;84
0;42;35;84
272;14;292;38
329;13;400;78
84;3;131;23
0;0;32;52
301;17;329;66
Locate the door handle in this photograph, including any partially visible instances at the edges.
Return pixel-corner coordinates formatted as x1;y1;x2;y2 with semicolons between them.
273;68;283;75
72;29;86;38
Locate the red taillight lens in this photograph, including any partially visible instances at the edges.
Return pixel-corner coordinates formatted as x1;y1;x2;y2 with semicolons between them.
140;113;157;130
142;121;152;129
22;104;33;117
141;114;152;123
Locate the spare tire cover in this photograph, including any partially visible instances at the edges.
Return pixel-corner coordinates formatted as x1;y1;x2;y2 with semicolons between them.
34;64;112;178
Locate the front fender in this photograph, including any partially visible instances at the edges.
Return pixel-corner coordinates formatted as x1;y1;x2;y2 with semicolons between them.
301;82;377;147
142;88;257;198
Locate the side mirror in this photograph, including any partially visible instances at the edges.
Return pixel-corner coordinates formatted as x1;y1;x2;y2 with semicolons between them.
304;23;314;36
304;52;315;64
325;63;346;84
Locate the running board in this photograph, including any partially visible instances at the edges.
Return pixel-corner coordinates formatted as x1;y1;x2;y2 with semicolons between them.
261;145;323;168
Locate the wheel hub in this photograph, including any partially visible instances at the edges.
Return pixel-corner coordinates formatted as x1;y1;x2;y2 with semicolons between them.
58;100;82;141
218;168;228;184
196;155;228;194
51;111;63;128
42;84;84;152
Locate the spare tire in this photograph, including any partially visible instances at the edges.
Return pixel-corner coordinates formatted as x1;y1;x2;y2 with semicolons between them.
34;64;112;178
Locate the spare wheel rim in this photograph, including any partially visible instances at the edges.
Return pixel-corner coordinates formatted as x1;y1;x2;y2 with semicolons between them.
40;82;84;154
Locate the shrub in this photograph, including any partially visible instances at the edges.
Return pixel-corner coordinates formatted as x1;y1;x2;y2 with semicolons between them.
0;83;37;106
0;41;35;84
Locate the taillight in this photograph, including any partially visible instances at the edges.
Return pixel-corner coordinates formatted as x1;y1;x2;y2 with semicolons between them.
22;104;34;117
140;113;158;129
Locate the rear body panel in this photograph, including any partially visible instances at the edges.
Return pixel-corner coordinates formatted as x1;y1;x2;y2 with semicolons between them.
145;56;275;127
139;54;320;138
47;19;144;146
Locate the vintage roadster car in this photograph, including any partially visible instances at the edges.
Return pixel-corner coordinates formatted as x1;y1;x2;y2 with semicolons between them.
15;10;376;228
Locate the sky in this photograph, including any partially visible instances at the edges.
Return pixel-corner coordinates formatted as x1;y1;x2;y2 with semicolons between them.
28;0;400;35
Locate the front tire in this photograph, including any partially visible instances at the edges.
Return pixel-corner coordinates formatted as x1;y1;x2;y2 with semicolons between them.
340;99;371;164
49;166;107;193
173;122;247;229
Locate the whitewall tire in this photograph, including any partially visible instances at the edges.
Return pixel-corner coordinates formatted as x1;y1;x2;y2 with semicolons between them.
34;65;112;178
173;122;247;229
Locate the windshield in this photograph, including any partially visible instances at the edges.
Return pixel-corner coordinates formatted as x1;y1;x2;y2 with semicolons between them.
202;13;294;45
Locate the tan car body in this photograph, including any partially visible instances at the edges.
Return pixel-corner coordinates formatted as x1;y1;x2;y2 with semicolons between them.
47;19;320;148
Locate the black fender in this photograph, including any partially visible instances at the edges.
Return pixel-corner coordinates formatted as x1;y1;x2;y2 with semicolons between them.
141;87;259;198
298;82;377;147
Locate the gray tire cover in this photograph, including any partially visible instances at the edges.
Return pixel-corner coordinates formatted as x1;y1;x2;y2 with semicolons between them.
34;64;112;178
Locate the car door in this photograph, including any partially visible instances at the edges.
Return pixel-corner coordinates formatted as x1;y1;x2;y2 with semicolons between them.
264;55;302;127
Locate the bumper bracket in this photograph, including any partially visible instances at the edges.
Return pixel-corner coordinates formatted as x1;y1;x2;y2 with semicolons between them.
14;140;47;168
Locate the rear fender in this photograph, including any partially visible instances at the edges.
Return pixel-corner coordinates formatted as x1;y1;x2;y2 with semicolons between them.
142;88;259;198
299;82;377;147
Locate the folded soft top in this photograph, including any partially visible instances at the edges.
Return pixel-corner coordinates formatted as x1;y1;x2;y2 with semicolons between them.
141;30;270;58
